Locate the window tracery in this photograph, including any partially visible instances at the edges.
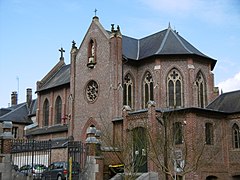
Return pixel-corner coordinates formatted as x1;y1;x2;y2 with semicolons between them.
196;72;206;108
143;71;154;108
123;73;134;108
233;124;240;149
167;68;183;108
86;80;99;102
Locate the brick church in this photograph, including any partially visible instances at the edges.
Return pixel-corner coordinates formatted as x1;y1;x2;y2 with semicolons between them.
26;16;240;179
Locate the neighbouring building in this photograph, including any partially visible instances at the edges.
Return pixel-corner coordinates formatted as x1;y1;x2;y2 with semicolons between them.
0;89;34;138
25;16;240;180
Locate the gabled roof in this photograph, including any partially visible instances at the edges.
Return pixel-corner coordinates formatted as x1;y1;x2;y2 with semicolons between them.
207;90;240;113
122;26;216;70
38;64;70;92
0;103;33;124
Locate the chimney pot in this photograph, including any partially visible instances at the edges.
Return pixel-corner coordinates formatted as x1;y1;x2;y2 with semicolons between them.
26;88;32;108
11;91;18;106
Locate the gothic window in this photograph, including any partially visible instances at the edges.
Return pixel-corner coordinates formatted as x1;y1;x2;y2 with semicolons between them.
167;68;183;108
233;124;240;149
55;96;62;124
43;99;49;126
173;122;183;144
86;80;99;103
123;73;134;108
143;71;154;108
196;72;206;108
87;39;96;68
205;123;214;145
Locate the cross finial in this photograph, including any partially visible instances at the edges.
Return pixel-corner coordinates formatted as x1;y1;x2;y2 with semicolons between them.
59;47;65;60
94;8;97;17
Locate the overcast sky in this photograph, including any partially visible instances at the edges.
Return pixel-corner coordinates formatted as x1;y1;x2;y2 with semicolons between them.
0;0;240;107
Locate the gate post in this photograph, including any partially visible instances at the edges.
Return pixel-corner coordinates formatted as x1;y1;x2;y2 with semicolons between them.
85;127;103;180
0;121;13;180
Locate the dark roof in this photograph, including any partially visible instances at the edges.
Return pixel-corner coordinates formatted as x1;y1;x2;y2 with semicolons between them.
207;90;240;113
28;99;37;117
38;64;70;92
0;103;33;124
122;26;216;70
26;124;68;136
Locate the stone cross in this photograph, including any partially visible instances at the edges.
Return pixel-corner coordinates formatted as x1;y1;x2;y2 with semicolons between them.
94;8;97;16
59;47;65;60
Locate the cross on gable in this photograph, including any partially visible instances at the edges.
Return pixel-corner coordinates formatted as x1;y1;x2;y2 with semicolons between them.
59;47;65;60
94;8;97;16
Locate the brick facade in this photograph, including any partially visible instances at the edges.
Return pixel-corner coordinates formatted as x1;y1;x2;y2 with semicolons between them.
33;16;240;179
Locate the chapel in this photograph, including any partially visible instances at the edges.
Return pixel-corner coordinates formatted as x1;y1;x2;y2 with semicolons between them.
26;16;240;180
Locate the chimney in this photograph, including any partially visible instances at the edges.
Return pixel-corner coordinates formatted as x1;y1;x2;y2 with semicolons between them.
11;91;18;106
26;88;32;108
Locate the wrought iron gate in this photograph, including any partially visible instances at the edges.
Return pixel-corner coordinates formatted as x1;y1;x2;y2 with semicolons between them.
11;139;52;169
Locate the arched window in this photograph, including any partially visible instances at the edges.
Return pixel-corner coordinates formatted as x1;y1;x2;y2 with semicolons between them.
143;71;154;108
173;122;183;144
43;99;49;126
205;123;214;145
167;68;183;108
123;73;134;108
55;96;62;124
233;124;240;149
196;71;206;108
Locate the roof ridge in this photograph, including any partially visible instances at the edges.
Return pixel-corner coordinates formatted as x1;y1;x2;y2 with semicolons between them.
136;39;140;60
0;103;27;119
39;64;69;90
170;28;193;53
155;27;171;54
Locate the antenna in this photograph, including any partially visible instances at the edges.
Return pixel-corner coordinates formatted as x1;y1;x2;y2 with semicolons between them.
16;76;19;101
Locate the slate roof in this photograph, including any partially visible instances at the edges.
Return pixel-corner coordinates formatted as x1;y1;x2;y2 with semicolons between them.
0;103;33;124
122;26;216;70
38;64;70;92
207;90;240;113
26;124;68;136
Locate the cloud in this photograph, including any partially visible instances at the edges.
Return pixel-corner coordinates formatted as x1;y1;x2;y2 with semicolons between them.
217;71;240;93
139;0;240;25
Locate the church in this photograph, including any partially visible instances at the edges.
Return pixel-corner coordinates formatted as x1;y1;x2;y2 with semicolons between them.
26;16;240;180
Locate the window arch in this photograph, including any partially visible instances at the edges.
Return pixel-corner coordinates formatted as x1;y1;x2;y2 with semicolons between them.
123;73;134;108
196;71;206;108
167;68;183;108
233;124;240;149
43;99;49;126
143;71;154;108
55;96;62;124
173;122;183;144
205;123;214;145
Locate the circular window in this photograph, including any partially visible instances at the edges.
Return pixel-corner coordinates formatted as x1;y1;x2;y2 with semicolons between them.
86;80;99;102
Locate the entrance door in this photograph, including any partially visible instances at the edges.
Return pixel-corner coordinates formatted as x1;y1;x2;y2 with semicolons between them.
132;127;147;172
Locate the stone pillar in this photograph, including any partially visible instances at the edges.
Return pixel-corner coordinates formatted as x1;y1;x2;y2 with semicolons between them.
85;127;103;180
0;121;13;180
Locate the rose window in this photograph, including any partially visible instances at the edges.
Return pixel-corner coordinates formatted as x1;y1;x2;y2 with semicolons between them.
86;80;98;102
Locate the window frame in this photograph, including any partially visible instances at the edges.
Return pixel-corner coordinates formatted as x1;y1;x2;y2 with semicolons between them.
167;68;183;108
173;122;183;145
43;99;49;126
123;73;134;109
196;71;206;108
205;122;214;145
143;71;154;108
55;96;62;124
233;123;240;149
